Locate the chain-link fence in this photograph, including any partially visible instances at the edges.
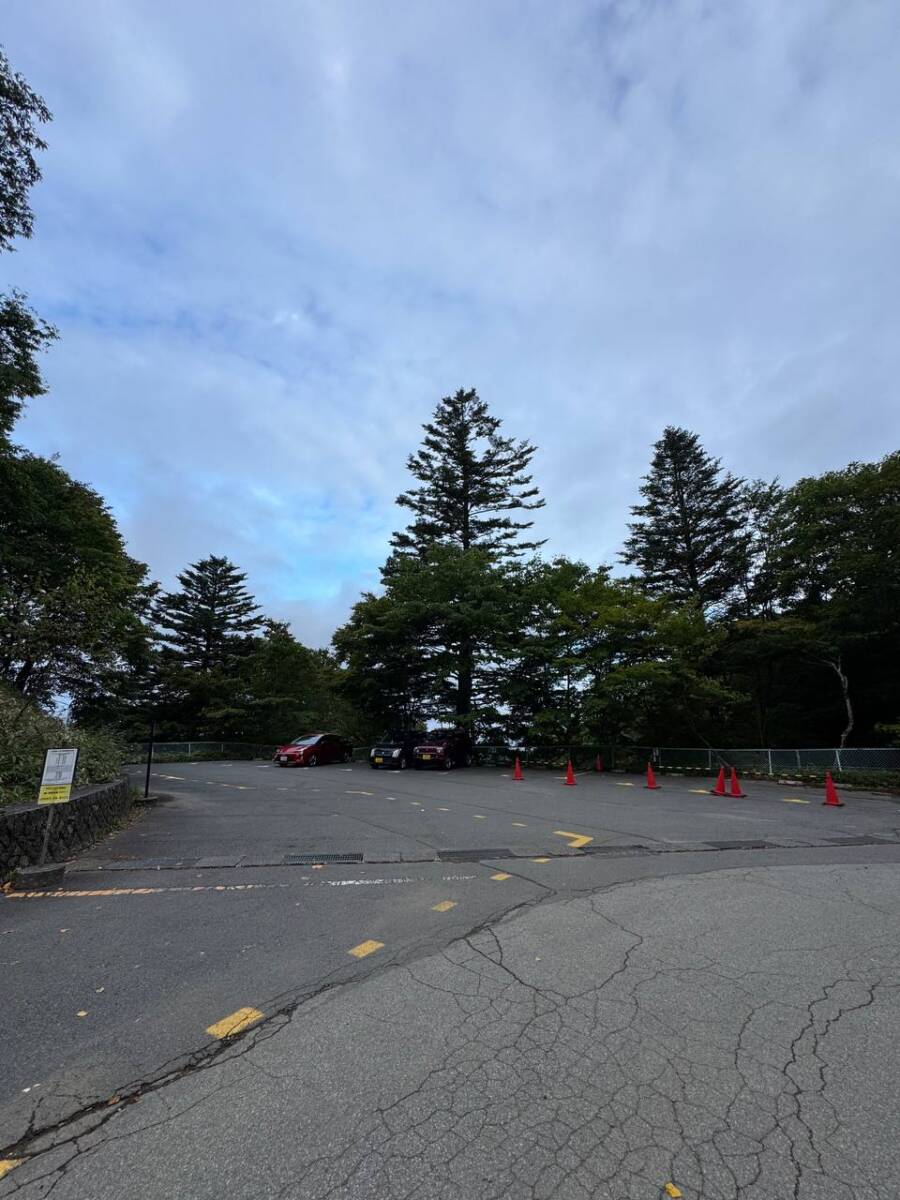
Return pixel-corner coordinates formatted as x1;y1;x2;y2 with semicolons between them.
126;740;900;775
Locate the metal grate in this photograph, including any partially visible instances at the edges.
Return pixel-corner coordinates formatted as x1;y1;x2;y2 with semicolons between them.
282;853;364;865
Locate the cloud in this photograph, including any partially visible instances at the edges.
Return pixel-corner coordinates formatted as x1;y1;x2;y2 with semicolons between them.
4;0;899;644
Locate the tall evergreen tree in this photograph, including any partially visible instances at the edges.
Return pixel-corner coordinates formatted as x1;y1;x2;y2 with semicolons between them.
621;426;747;613
0;47;57;442
153;556;262;672
392;388;545;557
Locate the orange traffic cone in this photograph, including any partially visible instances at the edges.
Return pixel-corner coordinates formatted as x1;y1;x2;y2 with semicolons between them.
564;760;576;786
645;762;661;790
711;767;727;796
729;767;746;798
594;754;604;773
512;756;523;781
823;771;844;807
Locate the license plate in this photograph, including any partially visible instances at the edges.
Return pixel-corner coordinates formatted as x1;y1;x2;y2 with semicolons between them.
280;756;288;762
421;753;432;760
374;756;383;764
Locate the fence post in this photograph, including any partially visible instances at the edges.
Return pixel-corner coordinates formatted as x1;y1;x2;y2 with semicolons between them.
188;742;193;759
767;749;773;776
707;748;712;770
795;750;801;770
835;749;842;773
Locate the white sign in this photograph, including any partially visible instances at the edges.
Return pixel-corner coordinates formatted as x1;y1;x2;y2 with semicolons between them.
38;748;79;805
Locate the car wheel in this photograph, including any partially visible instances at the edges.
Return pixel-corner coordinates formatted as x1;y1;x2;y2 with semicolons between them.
399;756;408;770
308;754;317;767
443;756;453;771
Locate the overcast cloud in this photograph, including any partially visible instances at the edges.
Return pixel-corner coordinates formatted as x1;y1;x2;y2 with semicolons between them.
4;0;899;645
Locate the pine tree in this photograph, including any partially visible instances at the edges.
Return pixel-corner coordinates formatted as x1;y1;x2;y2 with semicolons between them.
621;427;748;613
392;388;545;557
152;556;262;672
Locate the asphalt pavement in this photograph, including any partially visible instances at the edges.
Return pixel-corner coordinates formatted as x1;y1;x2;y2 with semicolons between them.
2;760;899;1198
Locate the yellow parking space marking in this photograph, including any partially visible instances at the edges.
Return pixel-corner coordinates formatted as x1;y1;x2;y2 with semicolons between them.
491;872;511;881
532;857;550;863
347;790;374;796
156;774;185;780
0;1161;24;1181
411;801;423;806
206;1007;264;1039
615;781;634;787
348;939;384;958
689;788;709;794
474;814;487;819
437;807;450;811
664;1185;683;1199
432;900;457;912
782;797;811;804
553;830;593;849
512;822;527;827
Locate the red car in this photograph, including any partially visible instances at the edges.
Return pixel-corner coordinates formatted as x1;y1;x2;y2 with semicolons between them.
273;733;352;767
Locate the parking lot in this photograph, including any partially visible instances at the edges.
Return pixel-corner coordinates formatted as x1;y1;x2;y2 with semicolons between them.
2;761;899;1199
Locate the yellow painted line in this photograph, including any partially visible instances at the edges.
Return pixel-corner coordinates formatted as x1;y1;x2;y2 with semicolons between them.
491;872;511;881
532;857;550;863
782;797;811;804
6;883;286;900
553;830;594;849
615;781;634;787
432;900;457;912
512;822;527;827
474;814;487;820
347;790;374;796
0;1160;24;1181
206;1006;264;1039
664;1186;683;1199
437;807;450;811
689;788;709;794
348;939;384;958
157;774;185;780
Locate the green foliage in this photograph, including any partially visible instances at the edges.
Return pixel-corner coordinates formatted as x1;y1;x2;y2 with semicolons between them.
392;387;544;558
621;426;748;612
0;684;125;808
0;290;57;440
0;452;151;704
153;555;262;672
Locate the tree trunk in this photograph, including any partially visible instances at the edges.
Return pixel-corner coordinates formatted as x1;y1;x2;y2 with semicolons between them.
456;636;473;720
824;657;854;748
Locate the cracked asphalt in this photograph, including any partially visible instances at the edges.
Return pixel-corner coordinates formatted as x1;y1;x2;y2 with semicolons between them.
2;761;899;1198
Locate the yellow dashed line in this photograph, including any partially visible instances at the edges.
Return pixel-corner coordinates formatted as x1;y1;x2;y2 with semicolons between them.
474;814;487;820
532;857;550;864
432;900;457;912
0;1160;23;1181
6;883;286;900
437;807;450;811
348;939;384;958
347;790;374;796
553;830;593;849
615;781;634;787
512;822;527;827
689;788;709;794
491;872;511;881
206;1007;264;1039
782;797;811;804
664;1185;683;1198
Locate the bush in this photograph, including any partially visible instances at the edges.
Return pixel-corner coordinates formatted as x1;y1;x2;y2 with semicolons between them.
0;685;126;808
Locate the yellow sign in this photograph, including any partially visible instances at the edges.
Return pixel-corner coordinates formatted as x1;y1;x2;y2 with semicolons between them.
37;748;79;806
38;784;73;805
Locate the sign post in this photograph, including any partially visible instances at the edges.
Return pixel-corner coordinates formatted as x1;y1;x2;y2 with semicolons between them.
37;748;79;866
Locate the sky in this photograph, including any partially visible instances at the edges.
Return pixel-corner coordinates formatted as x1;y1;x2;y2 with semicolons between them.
4;0;899;646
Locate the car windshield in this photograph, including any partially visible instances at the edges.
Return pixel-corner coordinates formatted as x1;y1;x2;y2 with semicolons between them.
290;735;320;746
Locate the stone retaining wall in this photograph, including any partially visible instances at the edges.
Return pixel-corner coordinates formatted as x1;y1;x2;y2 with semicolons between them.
0;777;133;880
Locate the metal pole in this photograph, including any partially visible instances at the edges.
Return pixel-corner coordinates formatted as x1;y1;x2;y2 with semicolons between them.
38;806;55;867
144;716;155;799
767;749;773;776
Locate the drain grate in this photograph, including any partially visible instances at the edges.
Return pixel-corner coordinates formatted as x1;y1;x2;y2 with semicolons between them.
282;853;364;865
705;839;768;851
439;848;515;863
583;845;654;858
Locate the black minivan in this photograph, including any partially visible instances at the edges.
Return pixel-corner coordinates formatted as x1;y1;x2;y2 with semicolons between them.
369;731;426;770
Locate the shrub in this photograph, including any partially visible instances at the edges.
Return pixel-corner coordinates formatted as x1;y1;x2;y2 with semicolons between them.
0;685;126;808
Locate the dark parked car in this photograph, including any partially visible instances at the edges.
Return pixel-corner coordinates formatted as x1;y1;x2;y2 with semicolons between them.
369;731;426;770
413;729;472;770
273;733;352;767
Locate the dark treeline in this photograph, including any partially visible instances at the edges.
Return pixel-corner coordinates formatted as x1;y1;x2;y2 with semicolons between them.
1;45;898;753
